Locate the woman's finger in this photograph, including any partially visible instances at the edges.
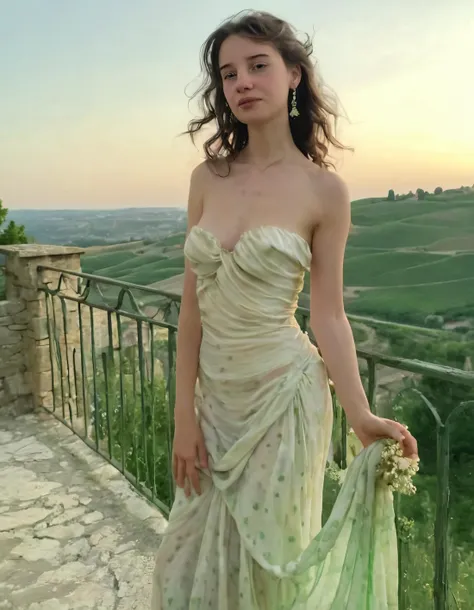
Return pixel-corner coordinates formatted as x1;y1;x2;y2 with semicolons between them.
386;421;405;443
402;430;418;459
388;420;418;459
175;458;186;489
186;459;202;496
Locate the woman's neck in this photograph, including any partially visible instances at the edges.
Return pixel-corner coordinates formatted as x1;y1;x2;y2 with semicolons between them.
240;113;298;170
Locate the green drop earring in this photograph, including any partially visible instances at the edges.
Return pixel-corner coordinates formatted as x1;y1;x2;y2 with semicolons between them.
289;88;299;118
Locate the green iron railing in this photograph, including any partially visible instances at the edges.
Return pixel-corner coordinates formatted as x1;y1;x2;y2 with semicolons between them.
37;266;181;515
37;266;474;610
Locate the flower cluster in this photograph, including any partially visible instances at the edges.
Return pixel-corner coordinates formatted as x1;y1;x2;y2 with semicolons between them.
376;439;420;495
325;462;346;485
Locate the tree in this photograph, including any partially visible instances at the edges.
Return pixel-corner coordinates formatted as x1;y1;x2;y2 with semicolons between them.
416;188;425;201
0;199;28;245
424;314;444;329
388;189;395;201
434;186;443;195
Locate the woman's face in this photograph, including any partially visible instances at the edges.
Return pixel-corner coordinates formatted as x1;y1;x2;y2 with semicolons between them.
218;35;300;125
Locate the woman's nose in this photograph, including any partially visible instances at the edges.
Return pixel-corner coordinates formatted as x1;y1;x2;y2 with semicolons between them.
235;73;254;93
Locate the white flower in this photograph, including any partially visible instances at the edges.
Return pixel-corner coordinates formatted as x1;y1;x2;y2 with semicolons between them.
376;439;420;496
394;456;411;471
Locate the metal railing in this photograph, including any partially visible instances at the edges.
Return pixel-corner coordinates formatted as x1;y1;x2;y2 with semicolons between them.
37;266;474;610
38;266;181;515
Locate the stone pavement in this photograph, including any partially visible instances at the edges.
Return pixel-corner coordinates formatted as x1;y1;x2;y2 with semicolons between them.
0;410;167;610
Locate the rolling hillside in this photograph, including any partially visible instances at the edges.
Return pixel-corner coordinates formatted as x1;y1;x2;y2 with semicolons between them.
341;192;474;322
7;207;187;247
81;237;186;287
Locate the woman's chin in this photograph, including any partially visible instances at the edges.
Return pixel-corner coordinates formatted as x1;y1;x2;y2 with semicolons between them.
236;109;273;126
236;105;287;127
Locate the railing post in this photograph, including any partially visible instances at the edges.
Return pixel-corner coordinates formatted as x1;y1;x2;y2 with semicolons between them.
434;423;450;610
0;245;84;415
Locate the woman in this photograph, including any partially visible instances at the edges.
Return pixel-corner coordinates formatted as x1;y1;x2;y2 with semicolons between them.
152;10;418;609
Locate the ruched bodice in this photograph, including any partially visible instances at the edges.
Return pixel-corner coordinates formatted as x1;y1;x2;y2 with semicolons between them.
184;225;317;380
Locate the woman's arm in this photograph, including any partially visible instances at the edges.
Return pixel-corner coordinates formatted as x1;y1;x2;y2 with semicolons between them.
173;162;209;496
309;172;418;458
309;173;370;424
174;164;205;418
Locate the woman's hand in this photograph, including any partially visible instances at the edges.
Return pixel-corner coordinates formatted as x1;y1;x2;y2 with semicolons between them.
350;411;418;459
172;409;208;497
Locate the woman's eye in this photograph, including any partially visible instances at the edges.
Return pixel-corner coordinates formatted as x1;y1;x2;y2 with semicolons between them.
223;64;266;80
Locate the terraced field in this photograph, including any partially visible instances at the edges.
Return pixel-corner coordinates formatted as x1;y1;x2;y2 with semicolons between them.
81;240;185;287
342;193;474;320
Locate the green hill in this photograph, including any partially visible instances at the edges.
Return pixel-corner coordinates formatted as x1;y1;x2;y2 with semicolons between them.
81;237;186;289
341;191;474;322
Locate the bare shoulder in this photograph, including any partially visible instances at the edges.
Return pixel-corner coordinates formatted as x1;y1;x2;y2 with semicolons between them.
187;162;210;227
311;168;350;215
189;160;211;191
190;158;230;190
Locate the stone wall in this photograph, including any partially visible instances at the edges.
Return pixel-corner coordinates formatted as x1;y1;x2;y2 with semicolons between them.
0;245;84;415
0;299;31;413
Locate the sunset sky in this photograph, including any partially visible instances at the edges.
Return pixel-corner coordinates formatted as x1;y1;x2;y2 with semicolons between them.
1;1;473;209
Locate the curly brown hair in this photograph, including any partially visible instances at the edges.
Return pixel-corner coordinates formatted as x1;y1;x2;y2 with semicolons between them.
185;10;350;170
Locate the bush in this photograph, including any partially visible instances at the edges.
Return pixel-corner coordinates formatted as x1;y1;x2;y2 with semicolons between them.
90;345;175;510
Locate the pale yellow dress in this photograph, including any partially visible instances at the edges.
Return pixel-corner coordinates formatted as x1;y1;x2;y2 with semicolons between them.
151;226;398;609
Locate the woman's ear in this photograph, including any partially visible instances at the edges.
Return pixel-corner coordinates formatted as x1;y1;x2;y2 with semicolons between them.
290;64;302;89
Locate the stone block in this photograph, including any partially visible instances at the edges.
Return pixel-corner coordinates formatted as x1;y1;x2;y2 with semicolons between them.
26;316;49;341
0;300;10;316
19;287;43;302
8;323;28;331
4;394;34;415
0;507;53;531
0;325;22;345
26;297;47;317
6;257;38;289
0;357;25;379
5;282;20;301
4;372;31;397
35;344;52;373
39;391;54;409
0;341;23;358
6;301;26;315
37;337;51;348
32;371;53;394
0;244;84;258
12;308;30;325
0;315;13;327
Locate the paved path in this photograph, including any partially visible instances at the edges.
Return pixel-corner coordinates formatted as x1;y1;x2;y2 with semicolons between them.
0;410;167;610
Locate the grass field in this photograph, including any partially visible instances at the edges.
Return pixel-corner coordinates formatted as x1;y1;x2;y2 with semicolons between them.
80;237;186;292
341;191;474;320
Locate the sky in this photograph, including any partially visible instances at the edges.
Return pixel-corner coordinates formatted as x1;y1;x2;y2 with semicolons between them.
1;0;473;209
